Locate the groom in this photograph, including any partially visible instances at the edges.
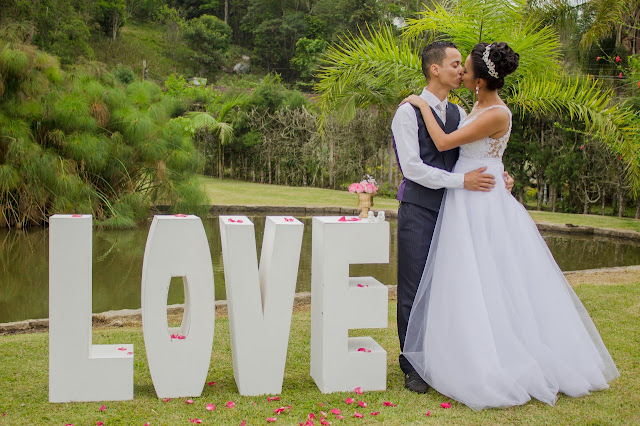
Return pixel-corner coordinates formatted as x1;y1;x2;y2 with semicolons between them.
392;41;514;393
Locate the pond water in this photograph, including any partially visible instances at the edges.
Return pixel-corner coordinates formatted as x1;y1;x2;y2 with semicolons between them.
1;216;639;323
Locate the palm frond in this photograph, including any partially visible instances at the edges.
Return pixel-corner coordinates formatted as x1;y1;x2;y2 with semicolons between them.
315;25;423;123
580;0;625;49
508;74;640;192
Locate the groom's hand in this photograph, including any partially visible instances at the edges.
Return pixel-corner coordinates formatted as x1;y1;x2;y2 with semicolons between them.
503;171;515;192
463;167;495;192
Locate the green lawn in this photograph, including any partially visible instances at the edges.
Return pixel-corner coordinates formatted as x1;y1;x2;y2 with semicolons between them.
1;283;639;425
200;177;640;232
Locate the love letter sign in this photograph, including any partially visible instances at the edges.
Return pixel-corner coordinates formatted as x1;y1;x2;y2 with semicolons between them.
47;214;389;403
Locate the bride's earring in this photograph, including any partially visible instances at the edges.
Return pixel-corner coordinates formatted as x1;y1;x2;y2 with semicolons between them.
475;85;479;95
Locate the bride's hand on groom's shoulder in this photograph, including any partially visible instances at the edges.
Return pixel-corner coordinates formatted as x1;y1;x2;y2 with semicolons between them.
399;94;426;108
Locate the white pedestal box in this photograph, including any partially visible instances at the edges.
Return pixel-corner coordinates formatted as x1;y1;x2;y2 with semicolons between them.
141;215;215;399
310;217;389;393
48;215;133;403
219;216;304;395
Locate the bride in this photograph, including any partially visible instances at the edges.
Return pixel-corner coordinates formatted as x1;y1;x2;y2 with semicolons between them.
401;42;619;410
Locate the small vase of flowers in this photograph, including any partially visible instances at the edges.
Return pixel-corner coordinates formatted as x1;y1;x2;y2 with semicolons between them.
348;175;378;218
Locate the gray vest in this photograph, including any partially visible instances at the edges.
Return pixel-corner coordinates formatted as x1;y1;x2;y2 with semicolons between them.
395;103;460;211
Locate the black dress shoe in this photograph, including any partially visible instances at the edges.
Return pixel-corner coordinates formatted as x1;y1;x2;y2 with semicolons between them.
404;371;430;393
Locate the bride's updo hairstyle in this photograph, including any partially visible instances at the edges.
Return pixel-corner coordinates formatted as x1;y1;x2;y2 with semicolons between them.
470;42;519;90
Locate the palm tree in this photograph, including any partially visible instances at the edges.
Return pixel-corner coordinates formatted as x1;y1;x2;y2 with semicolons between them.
187;94;245;179
315;0;640;192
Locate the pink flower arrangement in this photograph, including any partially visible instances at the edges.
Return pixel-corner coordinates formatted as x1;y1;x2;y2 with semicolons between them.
348;176;378;194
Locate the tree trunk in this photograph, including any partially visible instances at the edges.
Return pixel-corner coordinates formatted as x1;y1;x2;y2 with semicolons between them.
224;0;229;23
329;138;335;189
388;137;393;185
635;197;640;219
537;181;544;211
618;191;625;217
549;185;557;212
601;189;606;215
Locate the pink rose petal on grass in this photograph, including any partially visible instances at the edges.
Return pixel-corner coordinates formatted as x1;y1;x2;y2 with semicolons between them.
357;401;366;408
308;413;316;419
337;415;344;420
241;421;246;426
190;419;202;424
382;401;396;407
354;387;363;394
370;411;379;416
267;418;277;423
227;401;236;408
354;411;363;418
144;423;150;426
99;405;106;411
274;407;285;415
440;402;451;409
162;398;171;402
345;398;354;404
425;410;431;417
330;408;341;415
206;403;216;411
185;399;194;404
97;422;104;426
320;419;331;425
320;411;327;417
318;403;324;407
267;396;280;402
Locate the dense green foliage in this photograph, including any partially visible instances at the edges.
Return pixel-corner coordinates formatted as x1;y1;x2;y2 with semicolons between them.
0;39;207;228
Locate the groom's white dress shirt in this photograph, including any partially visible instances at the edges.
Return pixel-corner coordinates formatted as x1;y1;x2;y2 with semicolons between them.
391;87;467;190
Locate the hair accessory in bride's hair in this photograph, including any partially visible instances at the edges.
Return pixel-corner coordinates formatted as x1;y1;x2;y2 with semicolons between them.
482;45;500;79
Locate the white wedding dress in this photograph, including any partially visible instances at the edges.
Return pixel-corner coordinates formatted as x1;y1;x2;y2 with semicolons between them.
403;105;619;410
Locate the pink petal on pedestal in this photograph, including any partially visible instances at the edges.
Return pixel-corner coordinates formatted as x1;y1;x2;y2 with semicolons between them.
117;347;127;351
99;405;106;411
382;401;396;407
229;218;236;223
357;401;366;408
72;214;82;218
338;216;347;222
127;352;133;355
330;408;341;415
174;214;187;218
354;411;363;418
440;403;451;409
354;387;363;395
345;398;354;404
227;401;235;408
237;220;243;223
206;403;215;411
177;335;186;340
357;348;371;353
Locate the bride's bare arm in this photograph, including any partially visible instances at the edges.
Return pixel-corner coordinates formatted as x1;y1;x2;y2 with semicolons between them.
400;95;509;152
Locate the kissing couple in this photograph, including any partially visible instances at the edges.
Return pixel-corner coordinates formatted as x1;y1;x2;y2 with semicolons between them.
392;40;619;410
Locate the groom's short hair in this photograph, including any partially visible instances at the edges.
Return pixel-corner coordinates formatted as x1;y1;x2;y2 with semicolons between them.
421;41;458;81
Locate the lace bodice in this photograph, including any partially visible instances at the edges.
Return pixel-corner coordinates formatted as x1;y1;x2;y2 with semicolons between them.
459;104;512;159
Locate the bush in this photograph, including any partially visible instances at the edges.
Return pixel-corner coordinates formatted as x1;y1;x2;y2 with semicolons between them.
113;65;137;85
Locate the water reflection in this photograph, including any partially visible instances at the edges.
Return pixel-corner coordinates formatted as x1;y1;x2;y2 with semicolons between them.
0;217;638;323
